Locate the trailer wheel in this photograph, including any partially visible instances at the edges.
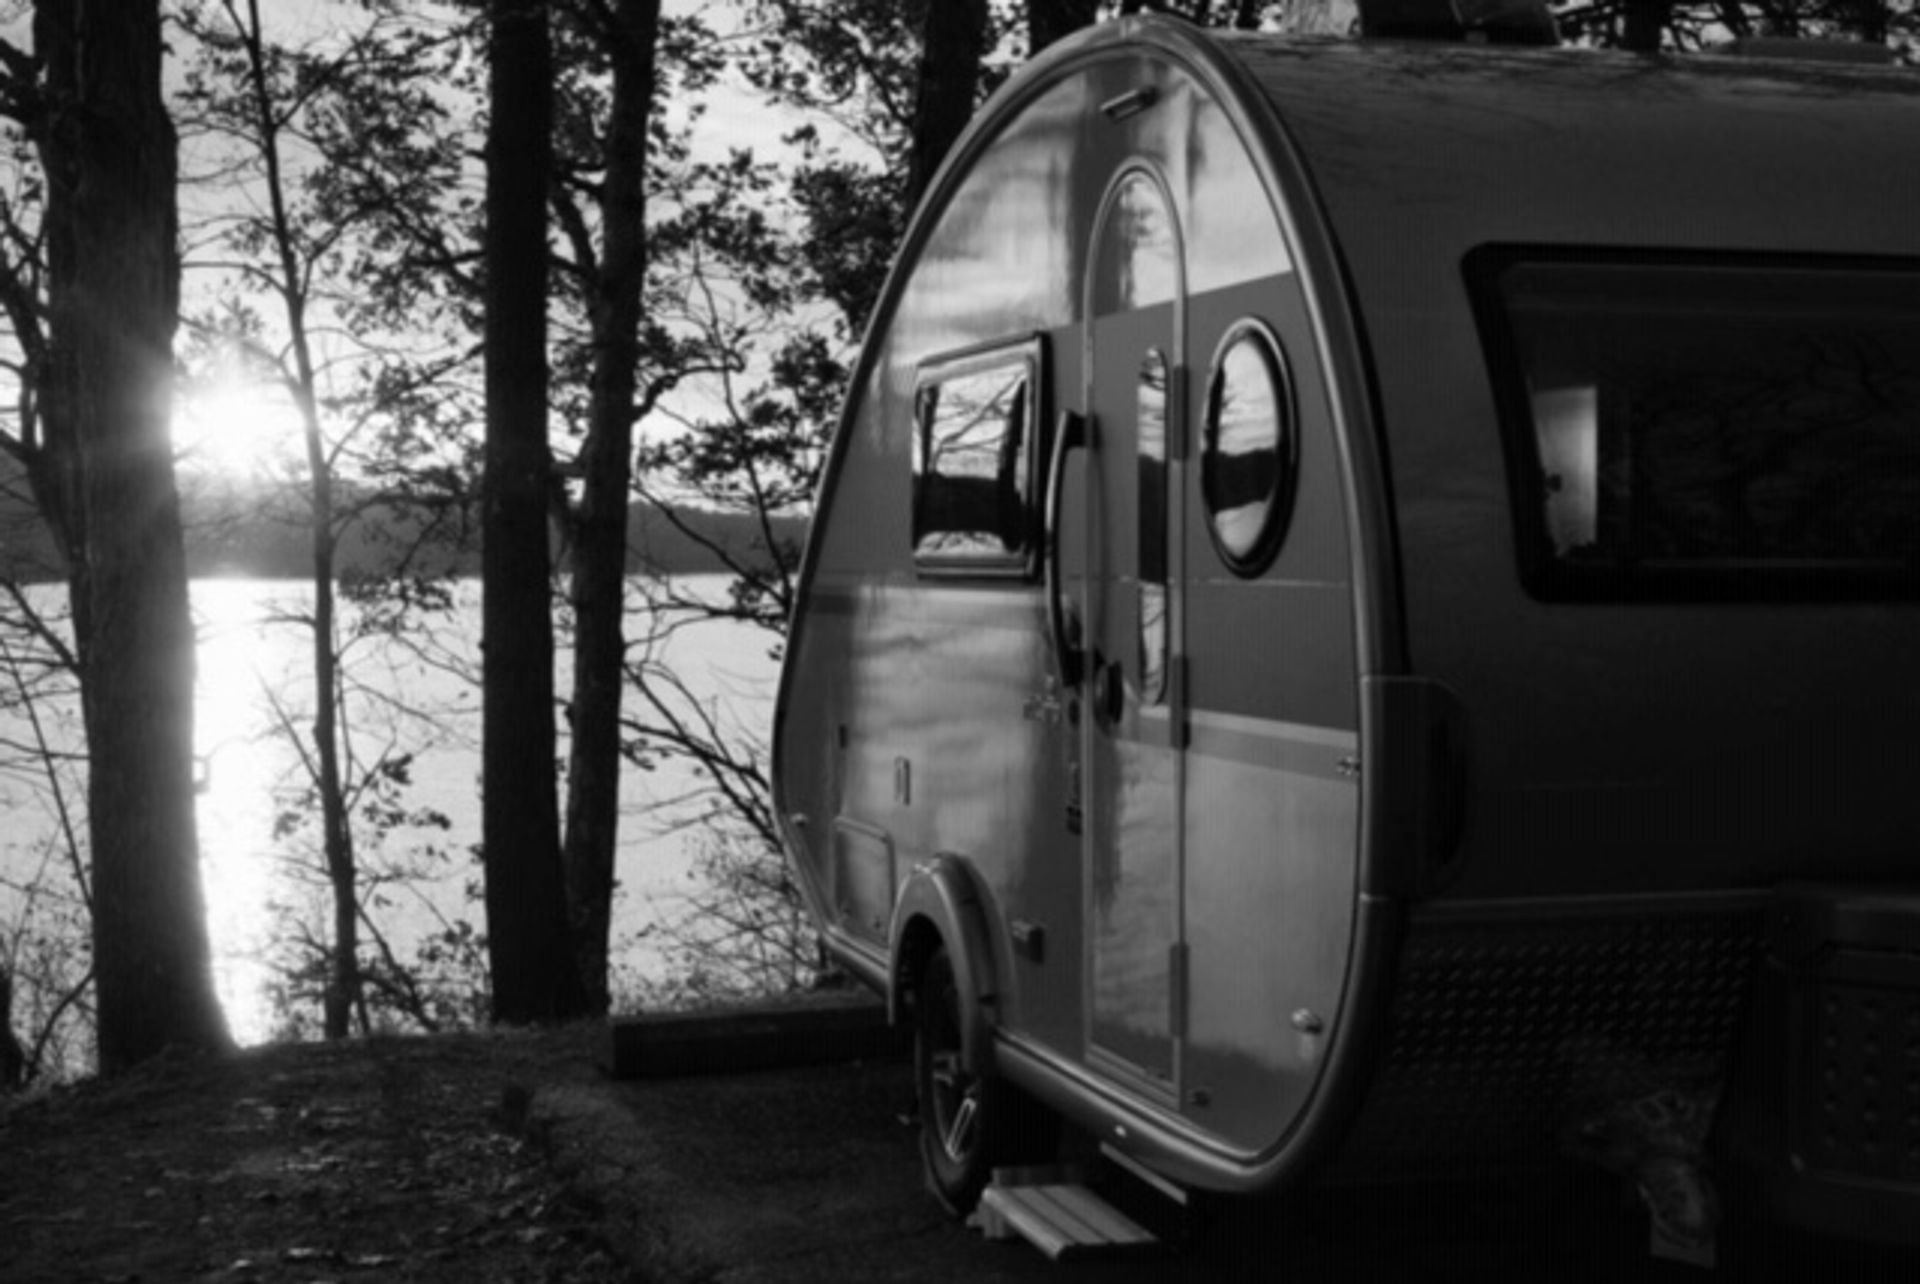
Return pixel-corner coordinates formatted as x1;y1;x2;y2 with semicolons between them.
913;944;1006;1214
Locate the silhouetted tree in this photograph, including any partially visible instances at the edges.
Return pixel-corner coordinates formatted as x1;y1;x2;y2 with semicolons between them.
1030;0;1102;51
0;0;230;1071
907;0;991;209
551;0;663;1015
483;0;590;1023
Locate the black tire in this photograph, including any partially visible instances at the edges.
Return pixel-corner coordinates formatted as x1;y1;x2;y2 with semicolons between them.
913;944;1007;1215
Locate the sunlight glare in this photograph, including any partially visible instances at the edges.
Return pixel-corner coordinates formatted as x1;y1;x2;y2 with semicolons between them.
192;579;288;1045
175;379;305;479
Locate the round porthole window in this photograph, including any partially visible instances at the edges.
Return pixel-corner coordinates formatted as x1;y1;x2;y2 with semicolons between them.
1202;320;1297;576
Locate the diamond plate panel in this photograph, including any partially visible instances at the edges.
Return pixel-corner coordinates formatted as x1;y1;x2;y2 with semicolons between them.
1797;981;1920;1183
1327;909;1761;1181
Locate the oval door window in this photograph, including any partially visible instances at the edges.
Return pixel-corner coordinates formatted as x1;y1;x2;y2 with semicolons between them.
1202;320;1296;575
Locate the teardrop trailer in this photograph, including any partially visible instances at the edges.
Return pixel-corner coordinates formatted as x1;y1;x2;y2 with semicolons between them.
770;11;1920;1263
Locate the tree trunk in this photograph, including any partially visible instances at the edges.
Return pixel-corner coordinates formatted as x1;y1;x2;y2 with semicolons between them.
562;0;660;1016
35;0;229;1072
1848;0;1887;41
301;289;357;1044
1029;0;1100;54
482;0;589;1023
905;0;989;212
1622;0;1669;49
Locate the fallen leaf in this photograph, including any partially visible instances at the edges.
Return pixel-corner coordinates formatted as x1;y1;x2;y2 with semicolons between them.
346;1254;401;1269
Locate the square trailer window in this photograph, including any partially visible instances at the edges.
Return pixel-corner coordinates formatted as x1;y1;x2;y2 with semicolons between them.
911;338;1045;576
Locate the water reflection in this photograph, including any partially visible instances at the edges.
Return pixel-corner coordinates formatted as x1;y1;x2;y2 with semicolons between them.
0;576;772;1047
1093;170;1180;315
1138;350;1169;705
912;353;1035;563
191;580;286;1042
1203;323;1294;570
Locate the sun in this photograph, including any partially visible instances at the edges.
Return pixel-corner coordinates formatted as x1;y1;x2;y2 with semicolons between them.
174;379;305;478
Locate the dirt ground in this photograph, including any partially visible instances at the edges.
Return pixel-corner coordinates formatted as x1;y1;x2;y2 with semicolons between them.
0;1027;636;1283
4;1022;1911;1284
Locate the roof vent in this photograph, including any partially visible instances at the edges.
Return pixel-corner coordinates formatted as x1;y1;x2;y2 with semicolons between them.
1358;0;1559;45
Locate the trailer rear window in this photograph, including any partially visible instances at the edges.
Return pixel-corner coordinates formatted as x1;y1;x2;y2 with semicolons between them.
911;339;1042;576
1471;251;1920;599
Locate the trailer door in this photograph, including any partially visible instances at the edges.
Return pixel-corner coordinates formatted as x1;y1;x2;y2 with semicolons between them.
1080;166;1189;1097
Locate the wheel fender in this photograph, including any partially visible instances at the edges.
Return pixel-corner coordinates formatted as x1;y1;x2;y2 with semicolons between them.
889;853;998;1077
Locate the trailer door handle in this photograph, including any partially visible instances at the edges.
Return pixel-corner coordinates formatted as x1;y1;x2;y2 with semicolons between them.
1092;652;1124;727
1045;410;1088;689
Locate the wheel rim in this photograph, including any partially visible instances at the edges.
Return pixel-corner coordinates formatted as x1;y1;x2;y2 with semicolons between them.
924;969;979;1166
929;1048;980;1163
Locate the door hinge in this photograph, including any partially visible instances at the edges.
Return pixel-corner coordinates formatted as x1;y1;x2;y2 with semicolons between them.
1167;364;1190;460
1169;940;1189;1039
1169;654;1190;749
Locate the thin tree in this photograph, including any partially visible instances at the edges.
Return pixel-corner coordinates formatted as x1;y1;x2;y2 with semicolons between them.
207;0;359;1037
554;0;662;1015
590;1;1007;962
174;0;488;1039
483;0;590;1022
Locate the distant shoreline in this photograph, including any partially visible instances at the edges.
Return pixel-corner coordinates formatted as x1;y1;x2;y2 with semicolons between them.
0;486;807;586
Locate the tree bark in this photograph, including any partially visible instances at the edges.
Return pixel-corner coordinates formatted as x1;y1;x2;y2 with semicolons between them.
562;0;659;1015
905;0;989;212
1852;0;1889;42
1622;0;1670;49
36;0;229;1072
482;0;589;1023
1029;0;1100;54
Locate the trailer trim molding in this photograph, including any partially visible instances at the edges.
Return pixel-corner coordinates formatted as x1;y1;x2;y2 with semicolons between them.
889;854;1000;1079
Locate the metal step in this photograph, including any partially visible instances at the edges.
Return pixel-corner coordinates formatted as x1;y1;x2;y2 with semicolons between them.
973;1177;1161;1261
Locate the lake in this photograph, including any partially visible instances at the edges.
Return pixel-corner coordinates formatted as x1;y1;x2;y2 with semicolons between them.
0;575;779;1048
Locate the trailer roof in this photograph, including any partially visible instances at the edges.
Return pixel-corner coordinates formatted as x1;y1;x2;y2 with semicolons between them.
1204;33;1920;264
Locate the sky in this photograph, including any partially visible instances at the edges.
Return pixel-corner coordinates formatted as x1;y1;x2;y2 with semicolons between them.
179;0;838;476
0;0;858;481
